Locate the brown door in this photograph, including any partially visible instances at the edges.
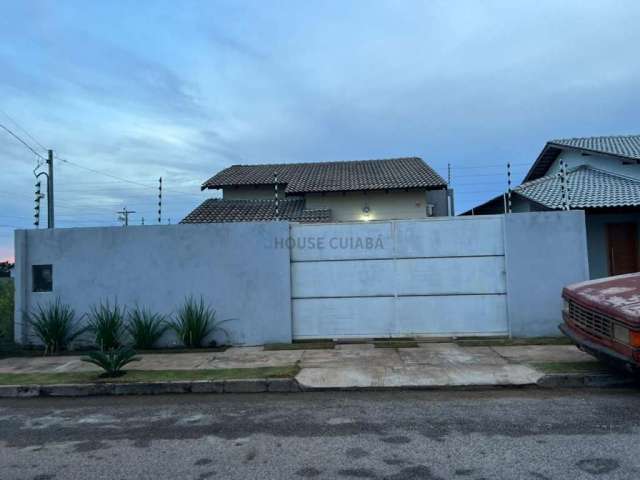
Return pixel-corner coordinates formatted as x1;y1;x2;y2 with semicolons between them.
607;223;639;276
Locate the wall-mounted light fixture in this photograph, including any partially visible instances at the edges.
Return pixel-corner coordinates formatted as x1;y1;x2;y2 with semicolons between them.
362;205;371;221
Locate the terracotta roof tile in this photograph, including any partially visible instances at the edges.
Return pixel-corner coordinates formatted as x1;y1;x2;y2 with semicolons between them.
180;199;332;223
201;157;446;193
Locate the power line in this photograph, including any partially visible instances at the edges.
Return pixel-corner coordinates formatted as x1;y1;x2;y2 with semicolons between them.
0;122;47;162
55;155;155;188
0;108;48;152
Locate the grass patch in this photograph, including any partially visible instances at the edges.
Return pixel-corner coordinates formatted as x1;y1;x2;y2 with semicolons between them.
531;361;612;374
374;340;419;349
456;336;572;347
0;365;300;386
264;341;335;351
0;345;230;359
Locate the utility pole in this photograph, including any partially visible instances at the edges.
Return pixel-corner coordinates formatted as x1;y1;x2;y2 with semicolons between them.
47;149;54;228
117;207;136;227
447;163;451;185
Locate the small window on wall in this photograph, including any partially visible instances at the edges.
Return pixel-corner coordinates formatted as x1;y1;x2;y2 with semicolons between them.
32;265;53;292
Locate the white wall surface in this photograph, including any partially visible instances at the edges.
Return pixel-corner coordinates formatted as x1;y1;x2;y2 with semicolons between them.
14;222;292;347
548;150;640;180
303;189;438;221
14;212;590;344
504;211;590;337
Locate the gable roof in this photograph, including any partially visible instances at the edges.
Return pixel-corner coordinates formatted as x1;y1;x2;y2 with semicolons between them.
180;198;331;224
201;157;447;194
461;165;640;215
516;165;640;209
524;134;640;182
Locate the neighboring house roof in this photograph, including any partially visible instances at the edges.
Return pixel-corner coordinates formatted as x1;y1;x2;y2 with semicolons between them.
524;134;640;182
180;199;332;224
517;165;640;209
460;165;640;215
201;157;447;194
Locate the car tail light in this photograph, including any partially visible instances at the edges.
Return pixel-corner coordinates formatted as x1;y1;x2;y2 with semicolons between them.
630;331;640;348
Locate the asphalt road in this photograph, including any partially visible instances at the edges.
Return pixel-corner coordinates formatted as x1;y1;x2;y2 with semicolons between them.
1;389;640;480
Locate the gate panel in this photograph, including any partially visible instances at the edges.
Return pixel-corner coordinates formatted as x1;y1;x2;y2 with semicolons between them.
293;297;394;339
290;217;509;339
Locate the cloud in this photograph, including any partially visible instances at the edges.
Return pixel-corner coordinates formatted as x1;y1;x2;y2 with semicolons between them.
1;0;639;260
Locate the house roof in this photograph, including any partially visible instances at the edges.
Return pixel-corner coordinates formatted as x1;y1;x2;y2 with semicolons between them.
201;157;447;194
460;165;640;215
524;134;640;182
180;198;332;224
515;165;640;209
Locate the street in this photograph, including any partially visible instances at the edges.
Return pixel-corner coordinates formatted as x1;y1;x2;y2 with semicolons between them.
1;389;640;479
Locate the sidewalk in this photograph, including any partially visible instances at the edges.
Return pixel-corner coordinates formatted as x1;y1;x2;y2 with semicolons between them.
0;342;616;391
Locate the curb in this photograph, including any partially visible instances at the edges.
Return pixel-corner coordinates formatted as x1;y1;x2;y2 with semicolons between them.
537;373;638;388
0;378;300;398
0;374;637;398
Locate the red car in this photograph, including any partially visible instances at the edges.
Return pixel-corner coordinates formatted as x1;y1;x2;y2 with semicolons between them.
561;272;640;372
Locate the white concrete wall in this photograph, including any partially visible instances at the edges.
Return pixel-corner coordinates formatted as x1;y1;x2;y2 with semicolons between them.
14;222;292;347
14;213;590;344
504;211;590;337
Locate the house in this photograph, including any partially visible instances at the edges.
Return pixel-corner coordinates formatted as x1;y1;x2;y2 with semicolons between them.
181;157;452;224
464;134;640;279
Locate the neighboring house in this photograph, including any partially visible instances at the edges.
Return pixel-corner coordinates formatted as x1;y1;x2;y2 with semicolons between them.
464;134;640;279
182;157;452;223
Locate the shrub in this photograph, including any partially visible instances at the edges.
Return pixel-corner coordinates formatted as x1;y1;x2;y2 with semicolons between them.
88;299;126;350
126;306;168;349
0;280;14;341
82;347;140;377
171;296;230;348
28;298;85;354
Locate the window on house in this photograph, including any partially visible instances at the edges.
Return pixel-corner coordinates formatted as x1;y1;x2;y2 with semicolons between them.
32;264;53;292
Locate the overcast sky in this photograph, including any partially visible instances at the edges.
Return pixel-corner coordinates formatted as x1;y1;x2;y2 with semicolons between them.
1;0;639;261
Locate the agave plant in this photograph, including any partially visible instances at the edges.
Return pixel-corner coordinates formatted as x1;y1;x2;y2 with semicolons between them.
171;296;230;348
88;299;126;350
81;347;140;377
126;305;168;349
28;298;86;354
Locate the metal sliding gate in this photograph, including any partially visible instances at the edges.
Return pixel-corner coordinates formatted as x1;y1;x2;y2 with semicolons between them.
290;216;508;339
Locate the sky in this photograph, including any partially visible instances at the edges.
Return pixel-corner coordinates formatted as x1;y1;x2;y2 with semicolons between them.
1;0;639;261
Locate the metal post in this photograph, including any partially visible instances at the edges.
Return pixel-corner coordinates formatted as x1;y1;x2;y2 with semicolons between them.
507;162;512;214
560;160;567;211
274;172;279;220
47;149;54;228
158;177;162;224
